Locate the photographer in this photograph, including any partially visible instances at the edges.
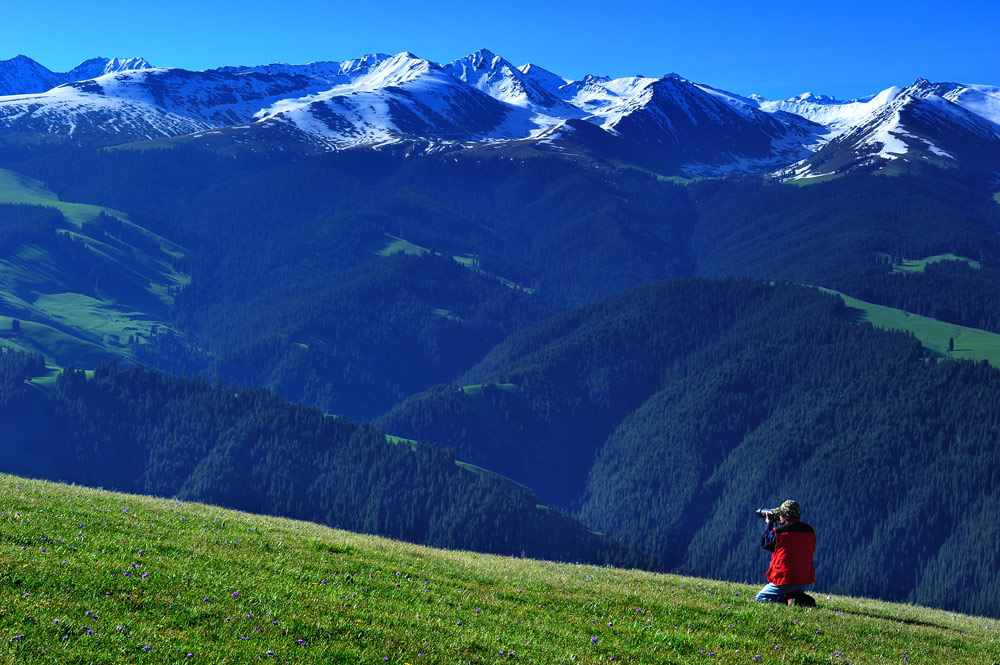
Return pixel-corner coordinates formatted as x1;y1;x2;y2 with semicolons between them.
755;500;816;605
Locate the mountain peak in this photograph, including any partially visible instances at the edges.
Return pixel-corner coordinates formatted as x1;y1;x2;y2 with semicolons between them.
790;92;843;104
69;57;152;80
471;47;498;60
451;48;512;73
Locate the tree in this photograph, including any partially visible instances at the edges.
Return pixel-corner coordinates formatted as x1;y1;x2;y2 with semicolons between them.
11;319;20;332
949;337;955;352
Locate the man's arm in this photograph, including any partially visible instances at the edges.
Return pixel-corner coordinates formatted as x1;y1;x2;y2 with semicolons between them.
760;522;777;552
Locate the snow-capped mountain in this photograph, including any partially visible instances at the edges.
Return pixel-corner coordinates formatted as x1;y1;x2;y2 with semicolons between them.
445;49;570;113
0;66;329;143
1;50;998;181
754;87;903;141
0;55;151;95
566;73;822;175
246;52;540;148
779;79;1000;180
214;53;391;86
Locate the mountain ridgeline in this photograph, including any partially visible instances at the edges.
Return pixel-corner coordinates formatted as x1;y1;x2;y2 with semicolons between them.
2;51;999;182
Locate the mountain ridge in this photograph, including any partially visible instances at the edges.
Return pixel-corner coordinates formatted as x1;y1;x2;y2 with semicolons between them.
0;54;151;96
2;50;997;180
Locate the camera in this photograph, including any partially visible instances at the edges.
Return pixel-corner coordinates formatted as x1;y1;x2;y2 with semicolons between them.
755;508;774;520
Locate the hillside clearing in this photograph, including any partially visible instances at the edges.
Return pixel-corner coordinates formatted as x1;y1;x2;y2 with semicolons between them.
377;234;534;294
876;252;982;274
0;474;996;664
822;287;1000;367
0;168;127;228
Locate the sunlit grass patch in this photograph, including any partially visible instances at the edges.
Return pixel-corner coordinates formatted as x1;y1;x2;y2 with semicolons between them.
0;168;128;228
823;287;1000;368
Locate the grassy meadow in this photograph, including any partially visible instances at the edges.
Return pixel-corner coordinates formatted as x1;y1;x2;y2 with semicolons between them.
0;169;128;229
1;474;996;664
821;287;1000;368
0;168;190;369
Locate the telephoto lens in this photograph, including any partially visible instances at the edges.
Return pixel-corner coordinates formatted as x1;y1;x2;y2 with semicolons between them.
755;508;770;518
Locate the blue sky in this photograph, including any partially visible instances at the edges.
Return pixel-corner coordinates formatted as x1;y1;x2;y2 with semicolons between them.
2;0;998;100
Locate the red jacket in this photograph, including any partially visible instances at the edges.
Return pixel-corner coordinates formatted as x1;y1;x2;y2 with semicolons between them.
762;519;816;586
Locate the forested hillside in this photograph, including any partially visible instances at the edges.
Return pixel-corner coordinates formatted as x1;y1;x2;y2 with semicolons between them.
0;351;645;569
4;147;1000;422
377;279;1000;617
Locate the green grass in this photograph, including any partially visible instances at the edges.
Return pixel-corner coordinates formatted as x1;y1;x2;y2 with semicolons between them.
32;294;158;347
452;462;533;494
0;167;187;263
0;169;189;369
386;431;531;495
0;169;127;229
385;435;420;451
377;235;430;258
460;383;519;396
0;474;996;664
822;288;1000;367
877;253;982;274
992;191;1000;205
0;317;117;370
376;235;534;294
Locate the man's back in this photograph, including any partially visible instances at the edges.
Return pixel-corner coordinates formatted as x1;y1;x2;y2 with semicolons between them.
765;519;815;586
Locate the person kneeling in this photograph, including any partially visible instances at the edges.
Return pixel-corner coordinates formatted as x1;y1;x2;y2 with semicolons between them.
755;500;816;606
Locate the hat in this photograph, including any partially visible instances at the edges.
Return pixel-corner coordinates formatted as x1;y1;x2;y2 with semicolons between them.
771;500;801;520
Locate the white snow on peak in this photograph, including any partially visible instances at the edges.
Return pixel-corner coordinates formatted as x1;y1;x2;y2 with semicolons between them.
942;84;1000;127
444;49;575;116
346;51;437;91
693;83;762;117
69;57;152;80
445;49;533;106
758;86;902;138
518;63;570;92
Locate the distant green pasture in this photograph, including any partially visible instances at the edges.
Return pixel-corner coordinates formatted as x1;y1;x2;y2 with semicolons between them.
822;288;1000;367
0;167;187;263
376;234;429;258
0;168;128;228
386;431;533;495
461;383;519;396
376;234;534;293
0;168;189;370
33;293;157;345
384;434;419;451
0;316;117;368
454;461;533;493
880;252;982;274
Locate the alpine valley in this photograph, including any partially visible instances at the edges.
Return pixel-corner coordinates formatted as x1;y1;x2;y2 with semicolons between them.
2;50;1000;620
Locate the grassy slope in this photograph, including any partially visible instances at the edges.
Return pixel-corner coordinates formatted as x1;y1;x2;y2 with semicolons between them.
1;475;996;665
378;235;534;294
889;254;981;274
0;169;124;228
0;168;190;369
821;287;1000;368
871;252;981;274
